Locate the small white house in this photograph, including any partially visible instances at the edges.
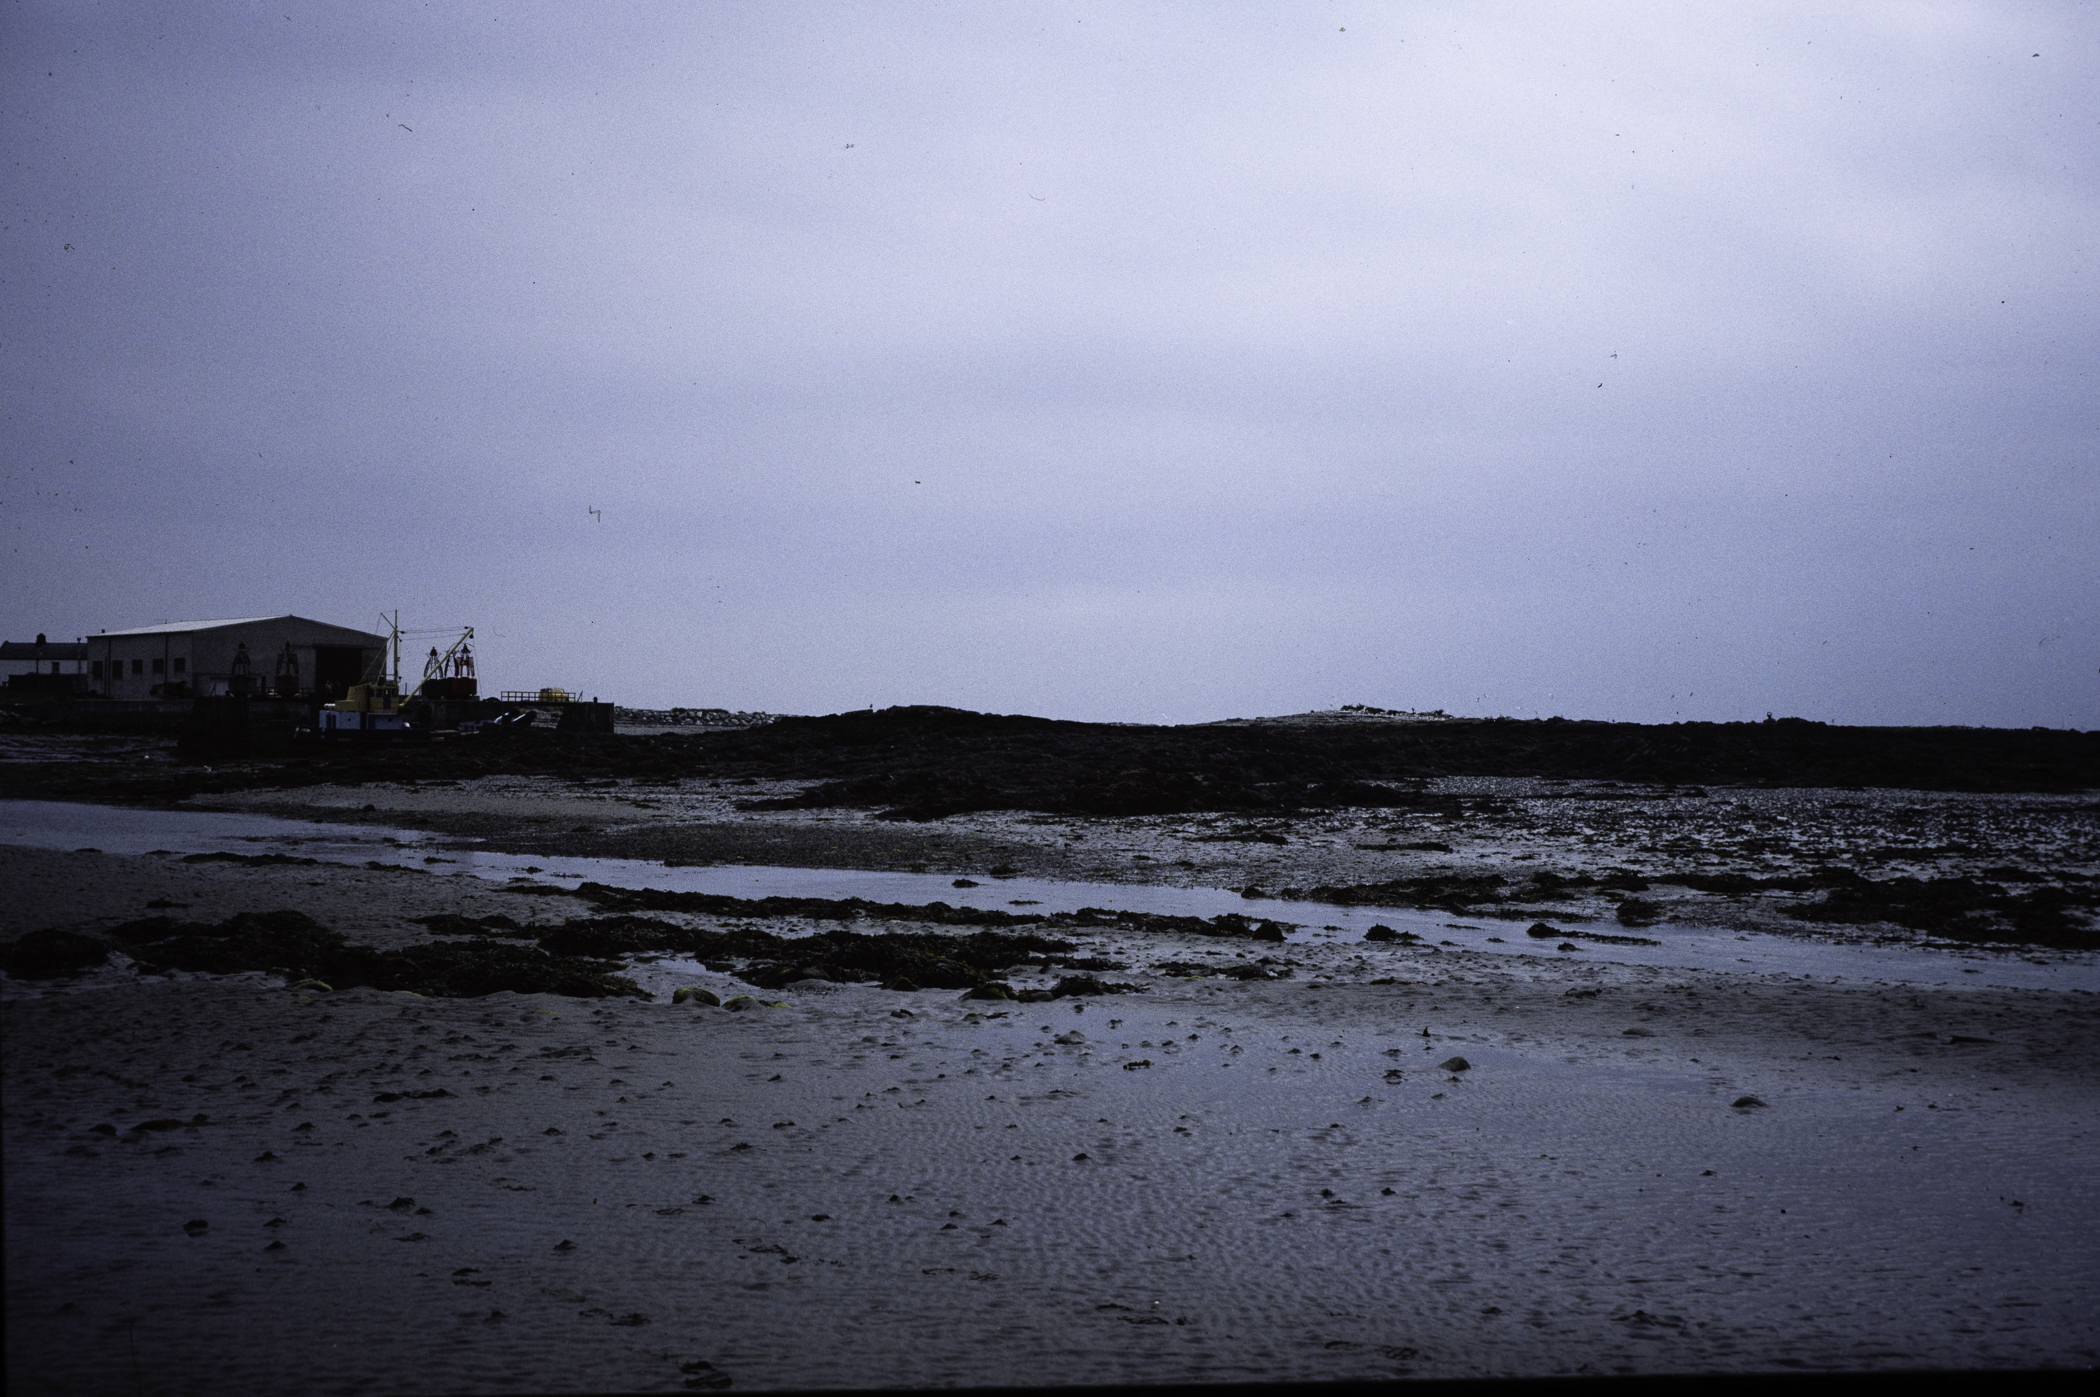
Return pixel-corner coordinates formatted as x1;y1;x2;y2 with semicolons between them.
1;634;88;683
88;616;390;701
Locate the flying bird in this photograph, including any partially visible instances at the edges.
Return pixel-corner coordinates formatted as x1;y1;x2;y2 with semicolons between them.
588;506;602;523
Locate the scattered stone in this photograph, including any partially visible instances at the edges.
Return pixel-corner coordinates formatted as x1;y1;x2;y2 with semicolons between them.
1437;1057;1471;1073
1731;1096;1767;1109
1622;1027;1656;1037
672;987;721;1006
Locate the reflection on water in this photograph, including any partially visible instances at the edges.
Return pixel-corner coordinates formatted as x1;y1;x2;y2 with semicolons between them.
3;799;2093;992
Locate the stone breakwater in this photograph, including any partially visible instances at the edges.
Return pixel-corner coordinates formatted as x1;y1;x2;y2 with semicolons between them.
612;707;780;728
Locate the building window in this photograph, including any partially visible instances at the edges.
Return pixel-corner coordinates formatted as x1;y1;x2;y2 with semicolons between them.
172;657;186;675
131;659;144;676
91;661;103;680
152;658;166;675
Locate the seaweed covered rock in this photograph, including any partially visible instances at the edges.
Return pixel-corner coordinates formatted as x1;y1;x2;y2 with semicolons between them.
1;927;117;979
411;912;531;938
743;962;832;990
1057;907;1291;941
1049;974;1142;998
1781;872;2099;948
40;908;649;999
1278;874;1508;912
322;938;645;999
693;925;1077;992
125;910;346;978
535;916;692;958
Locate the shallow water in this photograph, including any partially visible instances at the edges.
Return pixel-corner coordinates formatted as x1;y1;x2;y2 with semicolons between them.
3;799;2093;992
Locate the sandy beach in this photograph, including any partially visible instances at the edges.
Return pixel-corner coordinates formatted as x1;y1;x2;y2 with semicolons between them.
6;760;2098;1392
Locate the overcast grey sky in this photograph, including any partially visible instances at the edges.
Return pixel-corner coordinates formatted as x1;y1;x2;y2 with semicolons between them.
4;2;2094;725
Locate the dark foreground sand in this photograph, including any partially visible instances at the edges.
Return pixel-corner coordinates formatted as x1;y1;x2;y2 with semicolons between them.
6;820;2100;1392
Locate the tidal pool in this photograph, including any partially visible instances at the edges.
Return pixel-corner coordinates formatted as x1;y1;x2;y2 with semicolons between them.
3;799;2093;991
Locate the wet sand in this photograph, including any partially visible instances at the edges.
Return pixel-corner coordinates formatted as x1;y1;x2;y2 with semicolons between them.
6;814;2099;1392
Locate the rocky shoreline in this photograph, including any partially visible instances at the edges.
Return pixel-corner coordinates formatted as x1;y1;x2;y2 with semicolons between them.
4;717;2098;1390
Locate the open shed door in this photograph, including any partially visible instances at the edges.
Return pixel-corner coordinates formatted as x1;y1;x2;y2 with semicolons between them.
312;646;365;701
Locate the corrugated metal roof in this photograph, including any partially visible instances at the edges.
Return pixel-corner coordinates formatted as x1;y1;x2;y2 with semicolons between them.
95;617;281;637
93;616;383;639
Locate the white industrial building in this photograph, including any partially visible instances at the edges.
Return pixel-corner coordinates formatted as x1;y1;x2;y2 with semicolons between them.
88;616;390;701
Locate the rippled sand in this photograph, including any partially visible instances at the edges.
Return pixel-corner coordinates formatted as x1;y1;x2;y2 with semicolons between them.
5;840;2098;1391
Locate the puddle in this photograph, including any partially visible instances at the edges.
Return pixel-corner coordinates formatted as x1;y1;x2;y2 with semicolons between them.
4;799;2095;992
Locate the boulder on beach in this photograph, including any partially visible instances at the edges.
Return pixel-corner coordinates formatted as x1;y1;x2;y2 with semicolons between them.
0;928;115;979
